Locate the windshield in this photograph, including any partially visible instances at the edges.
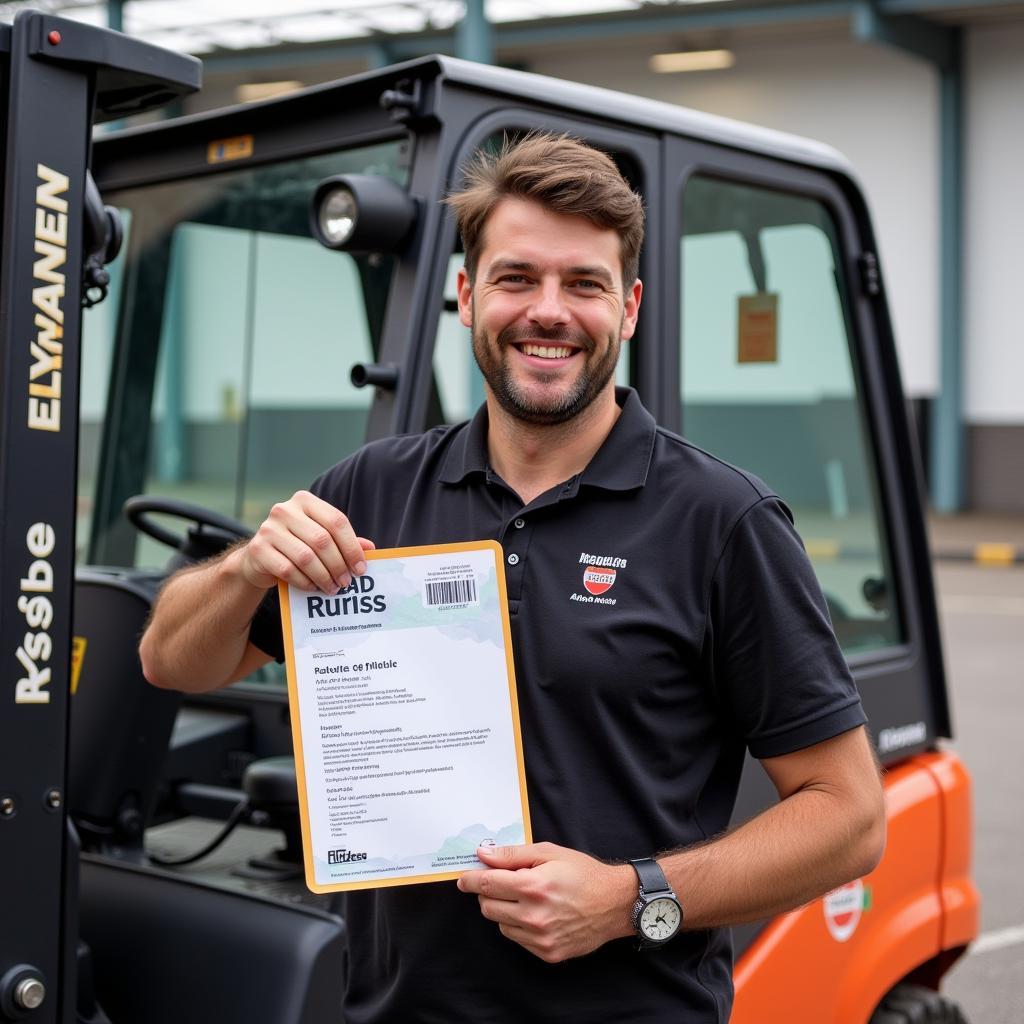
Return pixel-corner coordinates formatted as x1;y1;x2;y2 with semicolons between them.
79;139;409;569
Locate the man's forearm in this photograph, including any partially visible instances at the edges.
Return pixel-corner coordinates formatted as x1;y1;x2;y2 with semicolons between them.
657;781;885;931
465;734;885;962
140;545;269;693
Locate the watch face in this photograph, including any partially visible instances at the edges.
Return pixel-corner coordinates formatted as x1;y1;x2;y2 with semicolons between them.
639;897;681;942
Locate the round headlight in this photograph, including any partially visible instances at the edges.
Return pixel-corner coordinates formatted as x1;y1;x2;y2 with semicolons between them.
318;186;358;247
310;174;417;253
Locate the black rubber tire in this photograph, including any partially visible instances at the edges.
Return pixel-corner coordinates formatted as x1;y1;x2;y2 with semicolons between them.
869;984;968;1024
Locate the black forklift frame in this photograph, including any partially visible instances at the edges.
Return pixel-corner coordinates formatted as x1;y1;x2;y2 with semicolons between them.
0;13;198;1021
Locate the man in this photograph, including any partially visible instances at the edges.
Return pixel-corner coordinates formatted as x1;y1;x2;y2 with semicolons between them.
142;133;885;1022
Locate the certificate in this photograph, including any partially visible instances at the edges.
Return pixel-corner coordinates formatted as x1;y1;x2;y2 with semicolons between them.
279;541;531;893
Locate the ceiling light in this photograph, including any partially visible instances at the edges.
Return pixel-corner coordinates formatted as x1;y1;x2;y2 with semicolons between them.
235;80;304;103
649;50;736;73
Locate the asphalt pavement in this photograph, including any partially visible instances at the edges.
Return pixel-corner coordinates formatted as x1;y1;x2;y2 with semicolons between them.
927;514;1024;1023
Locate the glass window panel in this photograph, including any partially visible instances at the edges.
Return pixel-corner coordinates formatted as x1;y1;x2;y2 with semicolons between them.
90;141;407;571
433;252;484;425
680;176;899;655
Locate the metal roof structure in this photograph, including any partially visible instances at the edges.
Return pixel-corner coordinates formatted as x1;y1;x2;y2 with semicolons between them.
2;0;1021;65
0;0;688;53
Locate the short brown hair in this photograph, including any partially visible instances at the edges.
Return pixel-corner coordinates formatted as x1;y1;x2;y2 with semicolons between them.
446;132;645;288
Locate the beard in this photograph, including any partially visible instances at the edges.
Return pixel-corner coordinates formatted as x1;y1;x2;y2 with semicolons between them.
471;319;621;427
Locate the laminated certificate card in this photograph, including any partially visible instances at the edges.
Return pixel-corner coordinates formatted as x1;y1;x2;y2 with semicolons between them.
279;541;531;893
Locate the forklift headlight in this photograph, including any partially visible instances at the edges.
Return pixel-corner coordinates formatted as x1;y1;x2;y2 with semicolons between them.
318;187;358;247
310;174;417;254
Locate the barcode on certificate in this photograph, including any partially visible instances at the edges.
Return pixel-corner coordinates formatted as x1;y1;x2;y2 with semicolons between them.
423;576;478;608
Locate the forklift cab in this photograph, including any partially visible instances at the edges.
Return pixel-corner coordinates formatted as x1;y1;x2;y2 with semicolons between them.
1;18;976;1023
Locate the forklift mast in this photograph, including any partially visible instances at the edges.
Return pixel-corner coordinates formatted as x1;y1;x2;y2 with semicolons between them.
0;12;198;1020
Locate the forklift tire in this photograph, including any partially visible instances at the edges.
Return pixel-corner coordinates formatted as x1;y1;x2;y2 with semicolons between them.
869;984;969;1024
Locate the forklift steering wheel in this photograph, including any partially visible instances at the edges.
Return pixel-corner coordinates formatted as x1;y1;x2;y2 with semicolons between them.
124;495;252;552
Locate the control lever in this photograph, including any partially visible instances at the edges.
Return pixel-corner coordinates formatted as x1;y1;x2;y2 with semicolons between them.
232;756;304;882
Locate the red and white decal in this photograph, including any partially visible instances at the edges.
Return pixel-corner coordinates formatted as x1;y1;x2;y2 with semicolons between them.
823;879;864;942
583;566;616;595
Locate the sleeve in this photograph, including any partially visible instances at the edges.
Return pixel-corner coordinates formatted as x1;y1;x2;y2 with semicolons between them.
248;587;284;663
245;458;360;664
705;496;867;759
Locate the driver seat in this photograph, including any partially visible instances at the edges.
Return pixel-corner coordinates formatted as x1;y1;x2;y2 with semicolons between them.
70;497;254;851
69;566;181;852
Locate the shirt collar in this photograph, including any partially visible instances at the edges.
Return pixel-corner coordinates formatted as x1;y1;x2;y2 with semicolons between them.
438;387;656;492
437;400;491;484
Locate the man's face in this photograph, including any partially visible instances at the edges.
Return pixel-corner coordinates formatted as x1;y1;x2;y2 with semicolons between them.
457;198;642;426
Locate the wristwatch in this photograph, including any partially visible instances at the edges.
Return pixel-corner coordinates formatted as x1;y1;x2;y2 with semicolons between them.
629;858;683;947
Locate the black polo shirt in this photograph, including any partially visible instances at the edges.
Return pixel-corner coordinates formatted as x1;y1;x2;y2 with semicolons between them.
250;388;866;1024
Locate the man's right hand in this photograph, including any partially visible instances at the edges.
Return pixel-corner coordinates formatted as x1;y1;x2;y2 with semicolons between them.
141;491;375;693
240;490;376;593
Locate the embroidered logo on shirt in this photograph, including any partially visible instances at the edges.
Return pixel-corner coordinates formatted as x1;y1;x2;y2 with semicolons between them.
583;566;616;595
571;552;627;606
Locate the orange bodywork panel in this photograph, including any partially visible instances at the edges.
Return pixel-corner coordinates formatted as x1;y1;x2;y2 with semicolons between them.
731;750;978;1024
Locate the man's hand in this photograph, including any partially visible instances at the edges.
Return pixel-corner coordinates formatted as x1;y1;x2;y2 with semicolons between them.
240;489;375;593
141;490;375;693
457;842;634;963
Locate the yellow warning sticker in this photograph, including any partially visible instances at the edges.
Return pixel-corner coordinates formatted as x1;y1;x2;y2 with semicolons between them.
207;135;254;165
70;636;87;695
737;293;779;363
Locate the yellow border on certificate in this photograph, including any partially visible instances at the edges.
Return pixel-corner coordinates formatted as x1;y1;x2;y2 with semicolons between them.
279;539;532;894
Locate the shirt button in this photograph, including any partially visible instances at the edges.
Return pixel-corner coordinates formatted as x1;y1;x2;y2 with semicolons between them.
507;553;520;566
514;518;526;529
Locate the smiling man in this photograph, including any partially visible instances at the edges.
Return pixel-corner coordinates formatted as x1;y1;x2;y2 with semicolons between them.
460;197;638;427
141;133;885;1023
452;191;641;505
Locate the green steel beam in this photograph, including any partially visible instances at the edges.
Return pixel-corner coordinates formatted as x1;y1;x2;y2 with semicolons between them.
202;41;410;74
456;0;494;64
366;42;396;69
107;0;124;33
489;0;852;46
882;0;1023;12
852;0;956;68
930;46;965;511
855;4;964;510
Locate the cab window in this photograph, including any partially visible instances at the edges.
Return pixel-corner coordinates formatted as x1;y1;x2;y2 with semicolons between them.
81;141;408;570
680;175;900;655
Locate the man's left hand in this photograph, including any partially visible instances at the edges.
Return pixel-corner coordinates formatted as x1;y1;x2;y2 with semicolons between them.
457;842;634;963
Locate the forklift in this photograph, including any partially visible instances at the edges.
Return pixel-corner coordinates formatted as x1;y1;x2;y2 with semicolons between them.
0;10;977;1022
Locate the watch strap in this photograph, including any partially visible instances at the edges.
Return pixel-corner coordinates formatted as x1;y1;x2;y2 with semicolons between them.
629;857;671;896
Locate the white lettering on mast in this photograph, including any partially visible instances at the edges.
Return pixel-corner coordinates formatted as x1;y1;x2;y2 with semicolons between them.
28;164;69;433
14;523;56;704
